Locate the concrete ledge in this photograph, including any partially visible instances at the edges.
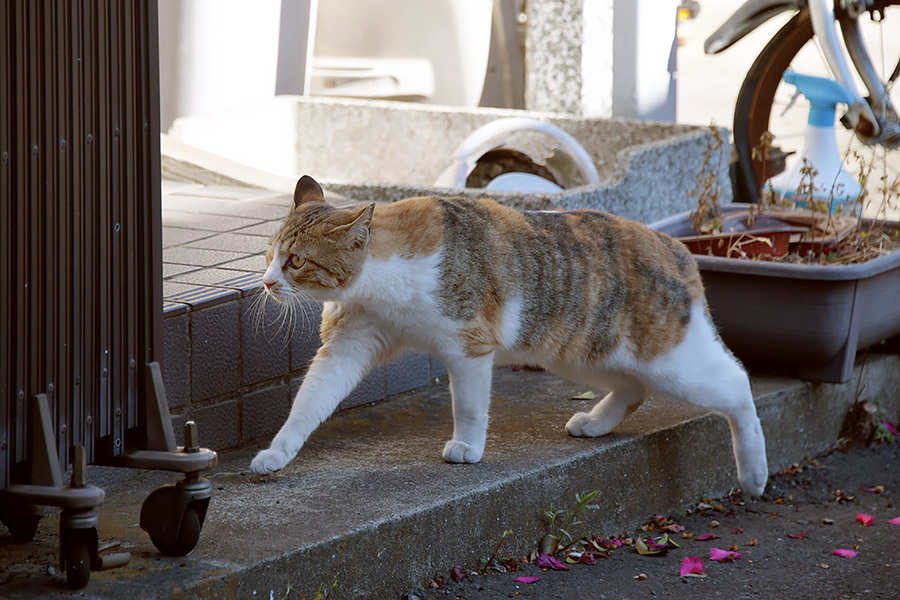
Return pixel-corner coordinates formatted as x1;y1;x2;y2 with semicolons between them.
6;354;899;598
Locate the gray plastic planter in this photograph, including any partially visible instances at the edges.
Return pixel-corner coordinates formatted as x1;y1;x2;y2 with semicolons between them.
651;205;900;383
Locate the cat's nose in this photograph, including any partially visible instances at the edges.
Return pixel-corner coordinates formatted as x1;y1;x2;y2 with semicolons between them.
263;279;276;289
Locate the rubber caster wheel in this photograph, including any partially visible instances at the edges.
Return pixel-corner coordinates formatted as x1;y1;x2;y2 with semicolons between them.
2;513;41;543
62;529;93;589
149;504;201;557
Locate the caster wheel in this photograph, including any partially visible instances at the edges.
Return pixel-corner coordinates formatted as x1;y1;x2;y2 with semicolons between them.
62;529;93;589
2;513;41;543
149;504;201;557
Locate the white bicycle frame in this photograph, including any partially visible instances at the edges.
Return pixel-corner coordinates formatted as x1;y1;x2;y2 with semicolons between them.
810;0;900;143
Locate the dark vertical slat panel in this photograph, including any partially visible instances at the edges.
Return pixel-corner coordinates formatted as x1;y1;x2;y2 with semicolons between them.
95;0;111;442
108;0;124;448
70;0;86;456
145;0;163;378
54;0;74;464
123;0;138;431
25;1;42;459
0;0;12;490
81;0;97;455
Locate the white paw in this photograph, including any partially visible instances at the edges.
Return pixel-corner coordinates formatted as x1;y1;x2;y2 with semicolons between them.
738;459;768;497
565;412;613;438
250;446;293;474
442;440;483;464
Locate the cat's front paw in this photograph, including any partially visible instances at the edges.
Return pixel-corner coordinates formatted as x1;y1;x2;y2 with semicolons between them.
250;446;293;475
442;440;483;464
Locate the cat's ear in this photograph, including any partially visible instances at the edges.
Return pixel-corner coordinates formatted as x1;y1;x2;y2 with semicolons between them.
293;175;325;210
327;204;375;250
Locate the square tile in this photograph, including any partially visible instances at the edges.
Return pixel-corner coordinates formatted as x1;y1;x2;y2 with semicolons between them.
190;398;240;450
385;352;431;397
241;383;291;442
163;312;190;409
190;301;241;402
242;300;291;387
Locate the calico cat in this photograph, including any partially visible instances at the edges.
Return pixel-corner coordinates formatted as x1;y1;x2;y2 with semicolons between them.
250;176;768;495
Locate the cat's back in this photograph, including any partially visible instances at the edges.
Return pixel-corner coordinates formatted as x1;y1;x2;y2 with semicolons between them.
370;196;705;363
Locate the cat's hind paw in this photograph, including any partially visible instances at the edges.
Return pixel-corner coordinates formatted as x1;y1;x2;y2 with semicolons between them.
738;459;768;497
250;446;293;475
442;440;483;464
565;412;615;438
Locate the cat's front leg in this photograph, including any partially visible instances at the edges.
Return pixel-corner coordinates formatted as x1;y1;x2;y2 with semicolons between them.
442;353;494;464
251;313;388;474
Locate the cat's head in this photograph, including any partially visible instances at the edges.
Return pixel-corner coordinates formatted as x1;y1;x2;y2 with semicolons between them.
262;176;374;303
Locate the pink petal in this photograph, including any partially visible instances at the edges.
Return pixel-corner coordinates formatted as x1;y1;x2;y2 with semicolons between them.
856;513;875;527
535;554;570;571
786;530;809;539
888;516;900;525
694;533;720;541
680;556;705;576
709;547;742;562
883;421;899;436
833;548;857;558
515;576;541;584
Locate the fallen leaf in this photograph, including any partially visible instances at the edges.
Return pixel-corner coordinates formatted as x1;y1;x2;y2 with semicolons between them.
515;576;540;584
502;558;519;572
856;513;875;527
888;516;900;525
660;523;685;534
819;563;829;570
749;538;758;546
694;533;720;541
682;532;694;539
883;421;899;436
823;518;834;525
787;530;809;539
861;485;885;494
709;520;720;528
710;547;742;562
450;565;467;581
680;556;706;577
731;528;744;534
430;576;444;588
571;391;597;400
565;551;597;566
535;554;569;571
833;549;858;558
635;573;648;581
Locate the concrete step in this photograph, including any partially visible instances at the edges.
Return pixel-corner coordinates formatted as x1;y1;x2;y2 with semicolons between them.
3;354;899;599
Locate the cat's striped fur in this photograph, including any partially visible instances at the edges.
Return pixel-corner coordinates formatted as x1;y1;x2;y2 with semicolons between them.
251;176;768;495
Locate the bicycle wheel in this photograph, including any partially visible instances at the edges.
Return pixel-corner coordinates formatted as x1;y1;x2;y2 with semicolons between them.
733;1;900;217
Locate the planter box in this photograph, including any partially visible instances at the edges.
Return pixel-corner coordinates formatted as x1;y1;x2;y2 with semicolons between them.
651;206;900;383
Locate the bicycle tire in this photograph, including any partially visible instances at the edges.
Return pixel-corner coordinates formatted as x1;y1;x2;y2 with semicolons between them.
732;1;900;204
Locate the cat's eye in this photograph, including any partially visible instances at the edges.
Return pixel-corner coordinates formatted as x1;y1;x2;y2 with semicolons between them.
290;255;305;269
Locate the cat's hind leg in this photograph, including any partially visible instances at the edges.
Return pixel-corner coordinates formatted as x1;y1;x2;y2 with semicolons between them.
566;383;649;438
443;353;494;464
648;306;768;496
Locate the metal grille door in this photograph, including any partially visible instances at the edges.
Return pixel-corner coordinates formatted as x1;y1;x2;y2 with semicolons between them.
1;0;163;490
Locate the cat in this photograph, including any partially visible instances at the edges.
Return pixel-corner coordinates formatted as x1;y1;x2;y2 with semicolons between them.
250;175;768;495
